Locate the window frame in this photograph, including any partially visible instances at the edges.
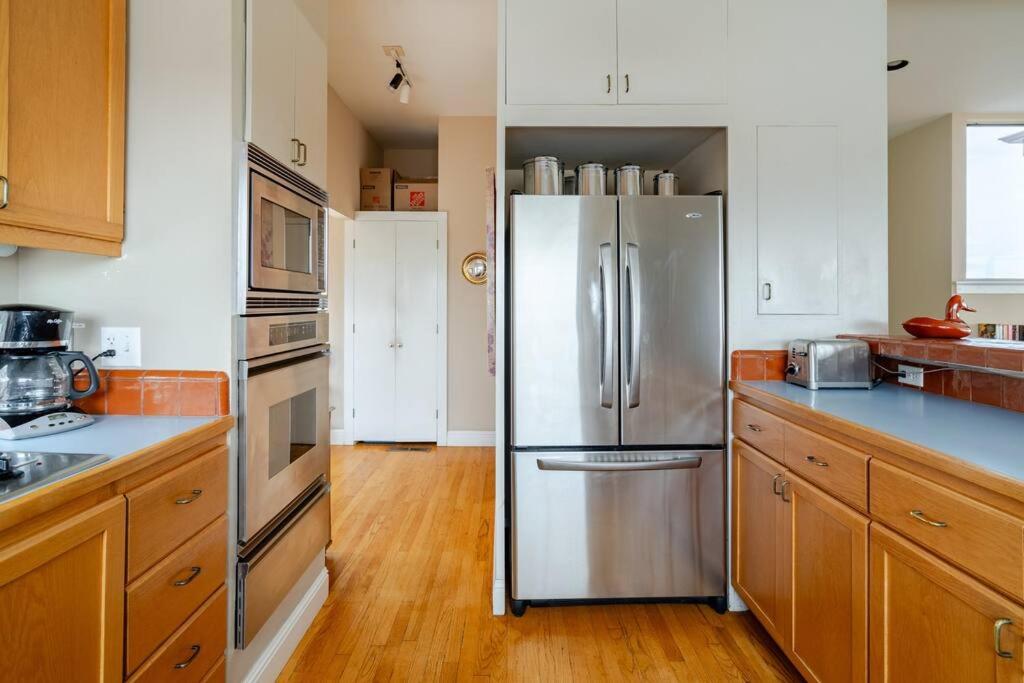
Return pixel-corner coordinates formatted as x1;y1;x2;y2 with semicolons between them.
954;114;1024;294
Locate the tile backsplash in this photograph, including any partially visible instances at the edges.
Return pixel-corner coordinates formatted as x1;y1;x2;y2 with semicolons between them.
73;370;229;417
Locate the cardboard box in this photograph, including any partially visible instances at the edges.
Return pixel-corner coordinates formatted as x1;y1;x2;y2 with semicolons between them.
360;168;394;211
393;178;438;211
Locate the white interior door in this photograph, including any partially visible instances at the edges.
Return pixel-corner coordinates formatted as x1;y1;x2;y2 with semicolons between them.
353;221;397;440
616;0;727;104
505;0;618;105
394;221;438;442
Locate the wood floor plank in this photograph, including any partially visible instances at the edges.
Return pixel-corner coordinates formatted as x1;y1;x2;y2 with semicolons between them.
278;444;800;682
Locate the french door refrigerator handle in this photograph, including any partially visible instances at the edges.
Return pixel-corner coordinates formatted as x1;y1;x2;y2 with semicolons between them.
536;455;703;472
598;242;615;408
625;242;641;408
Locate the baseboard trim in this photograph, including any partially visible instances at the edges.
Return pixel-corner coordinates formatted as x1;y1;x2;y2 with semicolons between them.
241;567;329;683
492;578;506;616
446;431;496;447
330;429;347;445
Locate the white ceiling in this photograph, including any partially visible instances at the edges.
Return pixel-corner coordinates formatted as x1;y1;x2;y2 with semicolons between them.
888;0;1024;138
327;0;497;148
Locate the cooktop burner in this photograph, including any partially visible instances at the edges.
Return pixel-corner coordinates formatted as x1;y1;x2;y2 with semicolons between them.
0;451;109;504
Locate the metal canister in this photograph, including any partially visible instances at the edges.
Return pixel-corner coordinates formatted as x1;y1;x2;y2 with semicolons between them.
574;162;607;196
614;164;644;195
522;156;564;195
653;171;678;196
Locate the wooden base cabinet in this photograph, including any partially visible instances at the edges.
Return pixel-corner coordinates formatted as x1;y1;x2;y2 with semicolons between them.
0;497;126;682
870;525;1024;682
732;440;869;682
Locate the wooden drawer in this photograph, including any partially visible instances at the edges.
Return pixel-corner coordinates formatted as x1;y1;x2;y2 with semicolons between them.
128;586;227;683
784;423;869;511
126;516;227;674
200;657;225;682
733;400;784;462
870;459;1024;600
127;446;227;580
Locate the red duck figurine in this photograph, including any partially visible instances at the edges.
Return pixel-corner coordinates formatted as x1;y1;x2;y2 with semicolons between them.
902;295;976;339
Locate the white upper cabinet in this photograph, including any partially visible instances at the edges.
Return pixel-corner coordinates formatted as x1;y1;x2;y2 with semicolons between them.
616;0;727;104
293;0;328;188
505;0;727;106
248;0;327;188
757;125;840;315
505;0;617;105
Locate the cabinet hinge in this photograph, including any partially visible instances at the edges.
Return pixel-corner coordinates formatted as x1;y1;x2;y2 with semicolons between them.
435;409;439;419
436;324;439;334
352;409;355;418
352;239;356;249
352;323;355;333
436;239;439;249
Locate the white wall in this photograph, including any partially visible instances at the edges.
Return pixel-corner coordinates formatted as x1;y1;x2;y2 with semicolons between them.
672;129;727;196
381;148;438;178
16;0;239;372
0;255;18;302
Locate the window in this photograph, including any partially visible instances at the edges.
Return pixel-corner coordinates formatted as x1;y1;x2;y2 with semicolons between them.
965;124;1024;280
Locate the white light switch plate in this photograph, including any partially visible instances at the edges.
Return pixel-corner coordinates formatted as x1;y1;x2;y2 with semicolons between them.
100;327;141;367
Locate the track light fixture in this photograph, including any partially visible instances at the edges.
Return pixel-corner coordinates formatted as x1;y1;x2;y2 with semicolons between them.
386;60;412;104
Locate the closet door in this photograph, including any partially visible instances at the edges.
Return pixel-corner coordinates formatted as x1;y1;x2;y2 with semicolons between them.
394;221;438;441
353;221;397;441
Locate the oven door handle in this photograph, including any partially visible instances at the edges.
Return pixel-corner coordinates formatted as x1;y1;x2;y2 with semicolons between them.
240;344;330;377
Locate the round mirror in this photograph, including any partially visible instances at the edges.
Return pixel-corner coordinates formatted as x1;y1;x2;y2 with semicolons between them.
461;251;488;285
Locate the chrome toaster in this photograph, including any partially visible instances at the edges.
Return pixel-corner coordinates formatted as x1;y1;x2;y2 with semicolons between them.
785;339;874;390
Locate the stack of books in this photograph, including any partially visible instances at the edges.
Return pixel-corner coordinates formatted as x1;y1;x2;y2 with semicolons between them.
977;323;1024;341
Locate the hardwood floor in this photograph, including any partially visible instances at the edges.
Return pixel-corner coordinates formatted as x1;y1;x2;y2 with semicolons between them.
278;444;800;682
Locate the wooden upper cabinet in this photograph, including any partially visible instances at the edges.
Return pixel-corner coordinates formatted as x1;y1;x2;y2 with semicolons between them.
615;0;727;105
0;497;126;682
783;471;868;683
505;0;617;105
732;440;787;644
248;0;327;188
0;0;126;256
870;524;1024;682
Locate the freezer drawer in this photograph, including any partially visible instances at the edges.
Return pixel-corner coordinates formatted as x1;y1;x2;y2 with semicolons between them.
511;449;725;601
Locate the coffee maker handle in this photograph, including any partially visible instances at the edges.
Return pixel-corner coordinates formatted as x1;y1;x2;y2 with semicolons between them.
60;352;101;400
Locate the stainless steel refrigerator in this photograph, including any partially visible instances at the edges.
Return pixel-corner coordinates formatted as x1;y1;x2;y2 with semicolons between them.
509;194;725;615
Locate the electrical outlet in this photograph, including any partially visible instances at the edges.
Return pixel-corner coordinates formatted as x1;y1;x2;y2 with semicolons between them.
100;327;141;367
898;364;924;388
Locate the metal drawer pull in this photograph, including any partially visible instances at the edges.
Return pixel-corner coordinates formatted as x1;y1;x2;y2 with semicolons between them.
746;424;763;432
909;510;947;527
173;566;202;587
771;473;783;495
174;645;201;669
175;489;203;505
805;455;829;467
780;479;791;503
995;618;1014;659
537;455;702;472
0;176;8;209
606;74;611;93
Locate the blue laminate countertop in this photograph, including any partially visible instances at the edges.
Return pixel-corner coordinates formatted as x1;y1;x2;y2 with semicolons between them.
0;414;220;462
742;381;1024;483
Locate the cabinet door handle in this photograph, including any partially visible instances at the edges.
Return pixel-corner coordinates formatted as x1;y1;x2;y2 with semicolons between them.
174;645;201;669
625;74;630;93
606;74;611;94
763;282;773;301
0;176;8;209
780;479;791;502
298;141;308;166
290;138;301;163
995;618;1014;659
746;423;763;433
771;473;783;496
173;566;202;587
805;455;829;467
175;489;203;505
909;509;947;528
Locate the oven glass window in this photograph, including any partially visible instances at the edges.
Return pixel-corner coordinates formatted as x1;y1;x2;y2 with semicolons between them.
267;388;317;478
260;198;312;274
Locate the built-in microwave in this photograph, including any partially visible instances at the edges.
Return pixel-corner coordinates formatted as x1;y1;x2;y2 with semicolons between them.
248;150;327;296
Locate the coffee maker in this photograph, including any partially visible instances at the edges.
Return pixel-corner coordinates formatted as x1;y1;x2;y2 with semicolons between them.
0;305;100;439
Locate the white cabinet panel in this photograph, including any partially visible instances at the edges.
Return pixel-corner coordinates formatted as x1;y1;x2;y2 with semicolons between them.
757;125;840;315
249;0;296;167
353;222;397;441
293;0;327;188
395;222;439;442
616;0;727;104
506;0;617;105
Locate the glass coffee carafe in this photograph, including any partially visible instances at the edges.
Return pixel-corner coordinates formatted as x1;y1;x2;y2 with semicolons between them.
0;351;99;414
